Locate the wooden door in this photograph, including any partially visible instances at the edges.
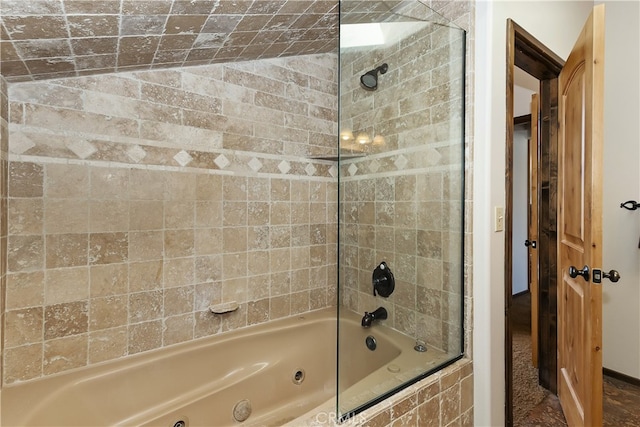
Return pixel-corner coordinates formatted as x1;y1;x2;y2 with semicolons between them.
557;4;605;427
528;94;539;368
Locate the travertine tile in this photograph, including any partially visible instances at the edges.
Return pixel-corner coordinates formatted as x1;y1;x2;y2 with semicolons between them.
164;201;195;228
89;232;128;265
460;373;473;414
165;172;196;201
247;298;269;325
3;53;343;383
7;234;43;271
8;198;43;235
417;397;440;427
290;290;310;315
194;310;222;338
45;233;88;268
223;227;247;253
163;257;194;287
195;201;222;228
222;252;246;279
128;320;162;354
44;301;88;339
129;169;165;200
9;162;43;197
129;260;163;292
223;176;247;201
129;290;163;323
195;174;222;201
89;295;128;331
43;334;88;374
440;383;461;426
270;247;290;272
44;199;89;234
46;266;89;304
130;200;163;230
89;200;129;232
5;307;43;347
45;164;89;199
129;230;163;262
164;285;194;316
270;201;291;225
4;343;42;383
164;229;195;258
195;254;221;284
163;313;194;345
88;326;127;364
221;277;247;304
90;263;128;297
266;294;289;323
90;168;129;200
6;271;45;309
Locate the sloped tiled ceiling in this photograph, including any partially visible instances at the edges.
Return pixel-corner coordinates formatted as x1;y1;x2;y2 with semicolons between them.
0;0;339;82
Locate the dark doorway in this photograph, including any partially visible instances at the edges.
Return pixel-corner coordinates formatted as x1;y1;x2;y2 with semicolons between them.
504;19;564;426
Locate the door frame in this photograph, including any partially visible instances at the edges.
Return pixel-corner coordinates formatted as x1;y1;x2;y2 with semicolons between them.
504;19;565;426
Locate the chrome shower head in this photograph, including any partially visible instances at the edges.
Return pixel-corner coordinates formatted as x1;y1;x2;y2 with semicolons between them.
360;63;388;91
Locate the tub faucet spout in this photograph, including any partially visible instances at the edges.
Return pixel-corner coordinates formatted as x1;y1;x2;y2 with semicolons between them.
361;307;388;328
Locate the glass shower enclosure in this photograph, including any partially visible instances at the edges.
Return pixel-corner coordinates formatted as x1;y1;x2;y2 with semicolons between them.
337;0;466;419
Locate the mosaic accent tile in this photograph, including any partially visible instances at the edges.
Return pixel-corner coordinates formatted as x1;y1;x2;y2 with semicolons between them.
66;139;97;159
278;160;291;174
214;153;230;169
173;149;193;167
394;154;408;170
126;145;147;163
304;163;317;176
248;157;263;172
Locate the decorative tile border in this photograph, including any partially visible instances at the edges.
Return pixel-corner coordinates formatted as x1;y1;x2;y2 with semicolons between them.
9;150;337;183
339;141;463;181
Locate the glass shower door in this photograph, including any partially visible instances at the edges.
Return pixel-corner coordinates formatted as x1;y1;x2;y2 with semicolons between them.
337;0;466;419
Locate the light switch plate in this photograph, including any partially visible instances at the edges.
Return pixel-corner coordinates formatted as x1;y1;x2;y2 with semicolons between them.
494;206;504;232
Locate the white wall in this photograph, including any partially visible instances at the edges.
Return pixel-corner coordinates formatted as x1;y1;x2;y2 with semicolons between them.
474;1;594;425
513;127;529;295
513;71;538;296
600;0;640;379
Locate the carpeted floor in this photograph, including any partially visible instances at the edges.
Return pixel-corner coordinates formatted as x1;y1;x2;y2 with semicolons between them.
512;292;640;426
511;293;550;425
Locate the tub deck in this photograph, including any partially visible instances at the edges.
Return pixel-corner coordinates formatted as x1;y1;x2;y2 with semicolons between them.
1;308;451;426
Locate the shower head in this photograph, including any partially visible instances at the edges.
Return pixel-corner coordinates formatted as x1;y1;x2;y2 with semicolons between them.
360;63;388;91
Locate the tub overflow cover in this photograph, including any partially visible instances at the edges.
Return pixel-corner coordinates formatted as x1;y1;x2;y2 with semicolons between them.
372;261;395;297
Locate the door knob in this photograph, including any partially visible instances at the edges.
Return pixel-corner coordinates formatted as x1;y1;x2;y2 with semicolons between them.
568;265;590;281
593;269;621;284
524;239;537;248
604;270;621;282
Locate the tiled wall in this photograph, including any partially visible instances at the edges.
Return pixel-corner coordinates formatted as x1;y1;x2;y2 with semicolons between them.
1;1;475;424
1;74;9;389
338;23;465;353
354;359;473;427
294;358;473;426
3;53;338;384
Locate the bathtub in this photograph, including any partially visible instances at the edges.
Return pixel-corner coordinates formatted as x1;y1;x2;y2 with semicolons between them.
1;308;448;427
